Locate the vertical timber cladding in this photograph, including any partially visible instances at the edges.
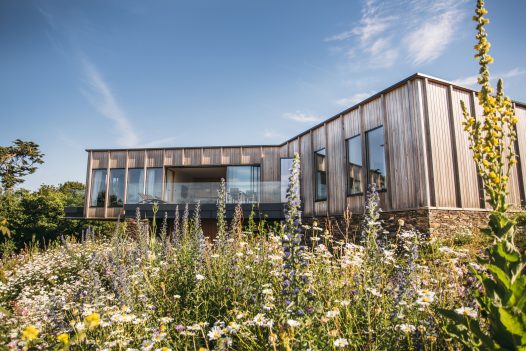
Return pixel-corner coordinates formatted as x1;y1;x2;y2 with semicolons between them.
299;133;314;217
326;116;346;214
448;88;480;209
384;81;428;210
343;107;364;214
312;125;327;216
516;105;526;205
425;81;457;207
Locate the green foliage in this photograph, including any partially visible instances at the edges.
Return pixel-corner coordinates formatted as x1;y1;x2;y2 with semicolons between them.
0;139;44;192
0;182;113;250
438;1;526;349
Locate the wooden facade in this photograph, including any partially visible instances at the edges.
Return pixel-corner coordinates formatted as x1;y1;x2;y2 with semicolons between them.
84;73;526;219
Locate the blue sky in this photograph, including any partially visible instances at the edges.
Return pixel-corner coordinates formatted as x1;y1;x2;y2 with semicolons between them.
1;0;525;190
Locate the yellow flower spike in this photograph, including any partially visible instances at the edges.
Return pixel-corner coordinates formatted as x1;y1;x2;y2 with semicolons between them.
84;312;100;329
57;333;70;344
511;116;519;124
489;171;497;179
21;325;40;342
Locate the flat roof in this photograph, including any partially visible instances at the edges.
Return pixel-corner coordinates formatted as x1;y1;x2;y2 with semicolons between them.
86;72;526;152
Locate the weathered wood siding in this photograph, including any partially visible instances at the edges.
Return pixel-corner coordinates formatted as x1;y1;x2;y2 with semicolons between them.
425;81;458;208
84;74;526;219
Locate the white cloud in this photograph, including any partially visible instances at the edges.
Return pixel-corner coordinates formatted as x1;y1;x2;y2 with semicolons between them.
325;0;469;69
80;56;139;147
335;92;373;107
404;10;461;65
452;68;526;87
143;136;178;148
262;129;284;140
283;111;322;123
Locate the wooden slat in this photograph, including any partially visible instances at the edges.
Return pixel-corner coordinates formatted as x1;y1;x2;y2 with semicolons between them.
91;151;109;169
326;117;345;214
363;97;383;131
426;81;457;207
300;133;314;216
109;151;126;168
515;106;526;205
450;88;479;208
146;150;163;167
221;147;241;164
128;150;145;168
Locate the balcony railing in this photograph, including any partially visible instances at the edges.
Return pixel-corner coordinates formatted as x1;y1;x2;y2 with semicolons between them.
135;181;284;204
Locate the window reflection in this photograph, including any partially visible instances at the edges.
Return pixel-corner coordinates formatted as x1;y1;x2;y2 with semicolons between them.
146;168;163;199
347;135;363;195
108;169;125;207
315;148;327;201
226;166;260;203
280;158;294;203
366;126;387;190
126;168;144;204
90;169;107;207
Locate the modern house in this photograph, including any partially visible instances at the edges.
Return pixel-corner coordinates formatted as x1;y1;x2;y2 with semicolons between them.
81;73;526;235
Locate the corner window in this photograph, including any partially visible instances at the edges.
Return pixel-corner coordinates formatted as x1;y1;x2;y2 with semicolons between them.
314;148;327;201
108;169;125;207
366;126;387;190
90;169;107;207
347;135;363;195
280;158;294;203
146;168;163;200
126;168;144;204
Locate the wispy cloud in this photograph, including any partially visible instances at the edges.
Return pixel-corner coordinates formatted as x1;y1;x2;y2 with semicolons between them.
452;68;526;87
79;55;139;147
283;111;322;123
262;129;285;140
143;136;178;148
325;0;468;69
404;4;463;65
335;92;373;107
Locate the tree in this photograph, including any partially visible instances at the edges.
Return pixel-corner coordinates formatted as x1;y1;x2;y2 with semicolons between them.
0;139;44;192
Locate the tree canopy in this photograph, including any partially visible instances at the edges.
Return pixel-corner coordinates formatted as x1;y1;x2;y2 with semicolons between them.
0;139;44;192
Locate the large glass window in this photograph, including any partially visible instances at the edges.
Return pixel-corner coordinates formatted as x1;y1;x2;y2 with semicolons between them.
280;158;294;203
108;169;125;207
90;169;107;207
226;165;260;203
126;168;144;203
366;126;387;190
315;148;327;201
347;135;363;195
146;168;163;199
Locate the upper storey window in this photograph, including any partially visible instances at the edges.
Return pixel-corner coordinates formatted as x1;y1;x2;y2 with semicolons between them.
108;169;125;207
366;126;387;191
90;169;107;207
346;135;363;195
315;148;327;201
146;168;163;200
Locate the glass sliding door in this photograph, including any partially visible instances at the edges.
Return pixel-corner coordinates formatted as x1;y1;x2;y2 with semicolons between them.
146;168;163;200
108;169;125;207
226;165;260;203
90;169;107;207
126;168;144;204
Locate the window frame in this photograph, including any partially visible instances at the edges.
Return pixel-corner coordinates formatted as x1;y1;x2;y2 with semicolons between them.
346;134;364;196
89;168;107;208
365;125;388;192
314;148;327;202
108;168;125;208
